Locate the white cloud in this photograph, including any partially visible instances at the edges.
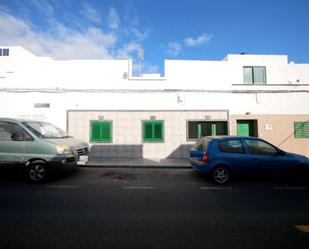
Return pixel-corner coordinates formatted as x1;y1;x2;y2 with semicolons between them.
83;3;101;24
108;7;120;30
165;42;182;56
0;12;115;59
0;8;156;70
114;41;140;59
184;33;213;47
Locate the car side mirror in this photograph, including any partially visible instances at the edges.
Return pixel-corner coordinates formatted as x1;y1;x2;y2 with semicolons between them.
11;131;25;141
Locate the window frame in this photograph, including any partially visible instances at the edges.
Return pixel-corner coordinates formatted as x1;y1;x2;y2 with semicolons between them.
244;139;278;155
294;121;309;139
89;120;113;143
218;139;245;154
0;48;9;56
0;121;34;142
142;120;164;143
186;120;228;141
243;66;267;84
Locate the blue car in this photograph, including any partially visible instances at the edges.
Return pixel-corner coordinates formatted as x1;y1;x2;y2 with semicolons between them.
189;136;309;184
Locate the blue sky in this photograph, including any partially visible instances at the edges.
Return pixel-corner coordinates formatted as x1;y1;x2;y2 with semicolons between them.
0;0;309;75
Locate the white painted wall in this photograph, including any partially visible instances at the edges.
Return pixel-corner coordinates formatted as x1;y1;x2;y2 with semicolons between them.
1;46;309;130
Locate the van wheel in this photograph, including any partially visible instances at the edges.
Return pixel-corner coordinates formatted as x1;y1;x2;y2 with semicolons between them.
27;161;48;183
212;166;230;184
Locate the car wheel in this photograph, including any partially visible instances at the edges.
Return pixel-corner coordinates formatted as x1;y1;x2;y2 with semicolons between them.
27;161;48;183
212;166;230;184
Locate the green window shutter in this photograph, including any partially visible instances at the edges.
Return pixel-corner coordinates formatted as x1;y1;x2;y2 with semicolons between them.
143;121;164;142
294;122;309;138
91;121;102;141
102;122;112;142
144;122;153;141
211;123;217;136
90;121;112;142
197;123;202;138
154;123;163;140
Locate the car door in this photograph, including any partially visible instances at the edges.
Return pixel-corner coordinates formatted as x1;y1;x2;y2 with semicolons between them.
243;138;291;176
0;121;26;165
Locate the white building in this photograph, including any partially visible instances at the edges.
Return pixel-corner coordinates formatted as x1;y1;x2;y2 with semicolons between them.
1;46;309;158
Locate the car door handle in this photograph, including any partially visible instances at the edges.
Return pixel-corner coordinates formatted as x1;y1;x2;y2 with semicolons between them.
251;158;259;161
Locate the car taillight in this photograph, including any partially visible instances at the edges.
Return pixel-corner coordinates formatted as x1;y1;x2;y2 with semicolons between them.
202;152;209;164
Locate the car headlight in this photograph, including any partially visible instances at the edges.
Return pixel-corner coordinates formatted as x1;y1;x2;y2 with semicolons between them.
56;144;72;155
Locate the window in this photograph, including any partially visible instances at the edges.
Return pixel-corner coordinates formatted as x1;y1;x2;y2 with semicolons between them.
243;66;266;84
188;121;228;140
244;139;277;155
193;137;212;151
294;121;309;138
143;121;164;142
0;122;33;141
219;140;245;153
90;121;112;142
0;48;9;56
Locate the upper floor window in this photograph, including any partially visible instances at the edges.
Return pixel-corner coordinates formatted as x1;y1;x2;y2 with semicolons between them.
243;66;266;84
0;48;9;56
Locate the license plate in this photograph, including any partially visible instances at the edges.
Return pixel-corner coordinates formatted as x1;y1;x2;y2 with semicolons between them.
77;155;88;165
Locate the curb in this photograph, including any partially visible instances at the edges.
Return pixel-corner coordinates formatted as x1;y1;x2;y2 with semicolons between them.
81;164;191;169
80;159;191;169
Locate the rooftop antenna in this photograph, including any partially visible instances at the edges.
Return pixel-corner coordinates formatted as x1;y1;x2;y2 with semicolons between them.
137;47;144;77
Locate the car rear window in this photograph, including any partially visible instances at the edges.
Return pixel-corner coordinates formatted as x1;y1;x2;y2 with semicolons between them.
218;140;245;153
193;137;212;151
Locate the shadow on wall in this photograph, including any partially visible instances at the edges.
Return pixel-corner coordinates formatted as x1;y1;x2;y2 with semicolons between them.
167;144;193;159
90;145;143;159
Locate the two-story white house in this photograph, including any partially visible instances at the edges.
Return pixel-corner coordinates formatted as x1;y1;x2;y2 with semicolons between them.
0;46;308;158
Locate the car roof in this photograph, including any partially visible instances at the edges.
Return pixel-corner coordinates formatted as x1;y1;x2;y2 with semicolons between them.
200;136;258;141
0;117;45;123
0;117;22;123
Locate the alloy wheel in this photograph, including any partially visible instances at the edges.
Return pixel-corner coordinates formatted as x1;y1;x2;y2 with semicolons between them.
29;163;47;182
213;167;229;184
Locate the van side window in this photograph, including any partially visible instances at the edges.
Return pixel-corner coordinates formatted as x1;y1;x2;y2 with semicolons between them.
0;122;33;141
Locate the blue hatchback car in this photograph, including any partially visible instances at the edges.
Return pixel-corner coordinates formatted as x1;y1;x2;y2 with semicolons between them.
189;136;309;184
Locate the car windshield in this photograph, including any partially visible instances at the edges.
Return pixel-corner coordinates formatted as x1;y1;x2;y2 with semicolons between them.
22;121;69;139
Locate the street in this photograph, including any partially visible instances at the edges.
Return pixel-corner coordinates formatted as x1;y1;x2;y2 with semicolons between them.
0;167;308;249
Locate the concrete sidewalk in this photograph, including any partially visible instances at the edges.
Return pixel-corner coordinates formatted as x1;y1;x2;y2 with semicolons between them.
83;158;191;168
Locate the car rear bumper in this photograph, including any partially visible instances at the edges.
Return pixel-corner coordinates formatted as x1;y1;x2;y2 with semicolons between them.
189;159;211;174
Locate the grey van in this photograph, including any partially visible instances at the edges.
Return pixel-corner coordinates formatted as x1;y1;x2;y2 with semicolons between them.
0;118;88;182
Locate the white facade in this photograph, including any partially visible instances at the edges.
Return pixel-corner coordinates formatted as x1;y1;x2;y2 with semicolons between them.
1;46;309;158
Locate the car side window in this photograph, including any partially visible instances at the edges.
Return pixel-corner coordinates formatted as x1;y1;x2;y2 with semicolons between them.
244;139;277;155
218;140;245;153
0;122;33;142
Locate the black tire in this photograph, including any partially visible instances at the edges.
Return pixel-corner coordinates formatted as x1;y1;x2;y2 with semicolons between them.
27;161;48;183
212;166;230;184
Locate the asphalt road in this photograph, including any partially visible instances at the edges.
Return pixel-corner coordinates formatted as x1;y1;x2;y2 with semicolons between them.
0;167;308;249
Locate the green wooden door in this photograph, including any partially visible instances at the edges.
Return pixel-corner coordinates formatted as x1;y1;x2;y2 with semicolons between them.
237;121;253;136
